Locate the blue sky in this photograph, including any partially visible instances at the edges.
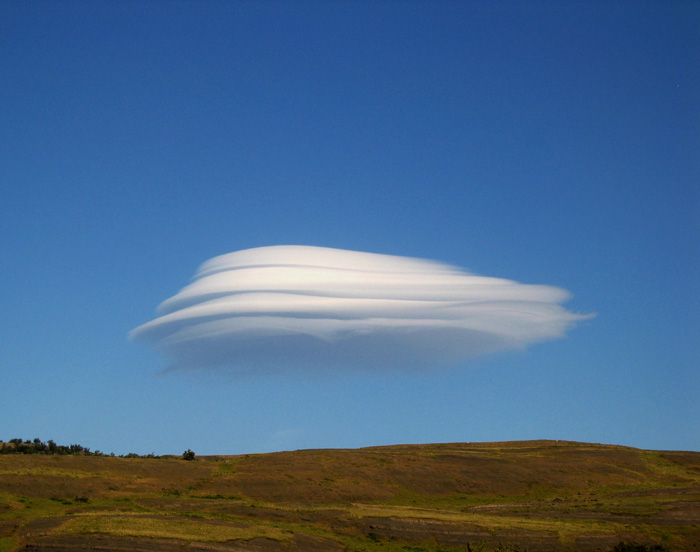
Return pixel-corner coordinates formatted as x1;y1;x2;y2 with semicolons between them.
2;1;698;455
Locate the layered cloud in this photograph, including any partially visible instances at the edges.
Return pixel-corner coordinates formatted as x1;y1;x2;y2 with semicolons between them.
131;246;591;373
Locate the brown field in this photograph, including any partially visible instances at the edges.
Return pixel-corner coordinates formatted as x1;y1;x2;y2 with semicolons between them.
1;440;699;551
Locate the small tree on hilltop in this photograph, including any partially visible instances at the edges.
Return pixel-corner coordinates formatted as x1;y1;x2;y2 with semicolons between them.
182;449;195;461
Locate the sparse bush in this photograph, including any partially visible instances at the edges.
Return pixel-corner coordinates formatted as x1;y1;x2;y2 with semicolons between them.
182;449;196;461
0;437;115;456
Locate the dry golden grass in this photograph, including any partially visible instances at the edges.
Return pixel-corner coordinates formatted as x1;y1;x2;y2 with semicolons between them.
346;502;625;536
55;514;292;543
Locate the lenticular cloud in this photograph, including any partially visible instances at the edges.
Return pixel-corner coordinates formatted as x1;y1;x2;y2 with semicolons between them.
131;246;590;373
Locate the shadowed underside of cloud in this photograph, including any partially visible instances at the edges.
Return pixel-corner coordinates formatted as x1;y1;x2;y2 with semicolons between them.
130;246;592;374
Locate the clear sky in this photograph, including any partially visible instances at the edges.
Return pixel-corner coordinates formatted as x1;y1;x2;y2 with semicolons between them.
2;1;698;456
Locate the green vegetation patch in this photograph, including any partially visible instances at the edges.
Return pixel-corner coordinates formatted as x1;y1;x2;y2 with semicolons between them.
348;502;624;538
640;451;700;485
56;514;293;543
212;457;242;477
0;536;20;552
0;467;110;479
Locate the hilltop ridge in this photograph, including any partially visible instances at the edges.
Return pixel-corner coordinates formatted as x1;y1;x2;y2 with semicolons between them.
1;440;698;551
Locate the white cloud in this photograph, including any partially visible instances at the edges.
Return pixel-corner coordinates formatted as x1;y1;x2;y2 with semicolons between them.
130;246;591;374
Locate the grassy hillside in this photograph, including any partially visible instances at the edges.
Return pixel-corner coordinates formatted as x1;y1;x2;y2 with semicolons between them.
1;440;698;551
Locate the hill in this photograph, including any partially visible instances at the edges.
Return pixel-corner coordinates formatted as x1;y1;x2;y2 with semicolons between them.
1;440;698;551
